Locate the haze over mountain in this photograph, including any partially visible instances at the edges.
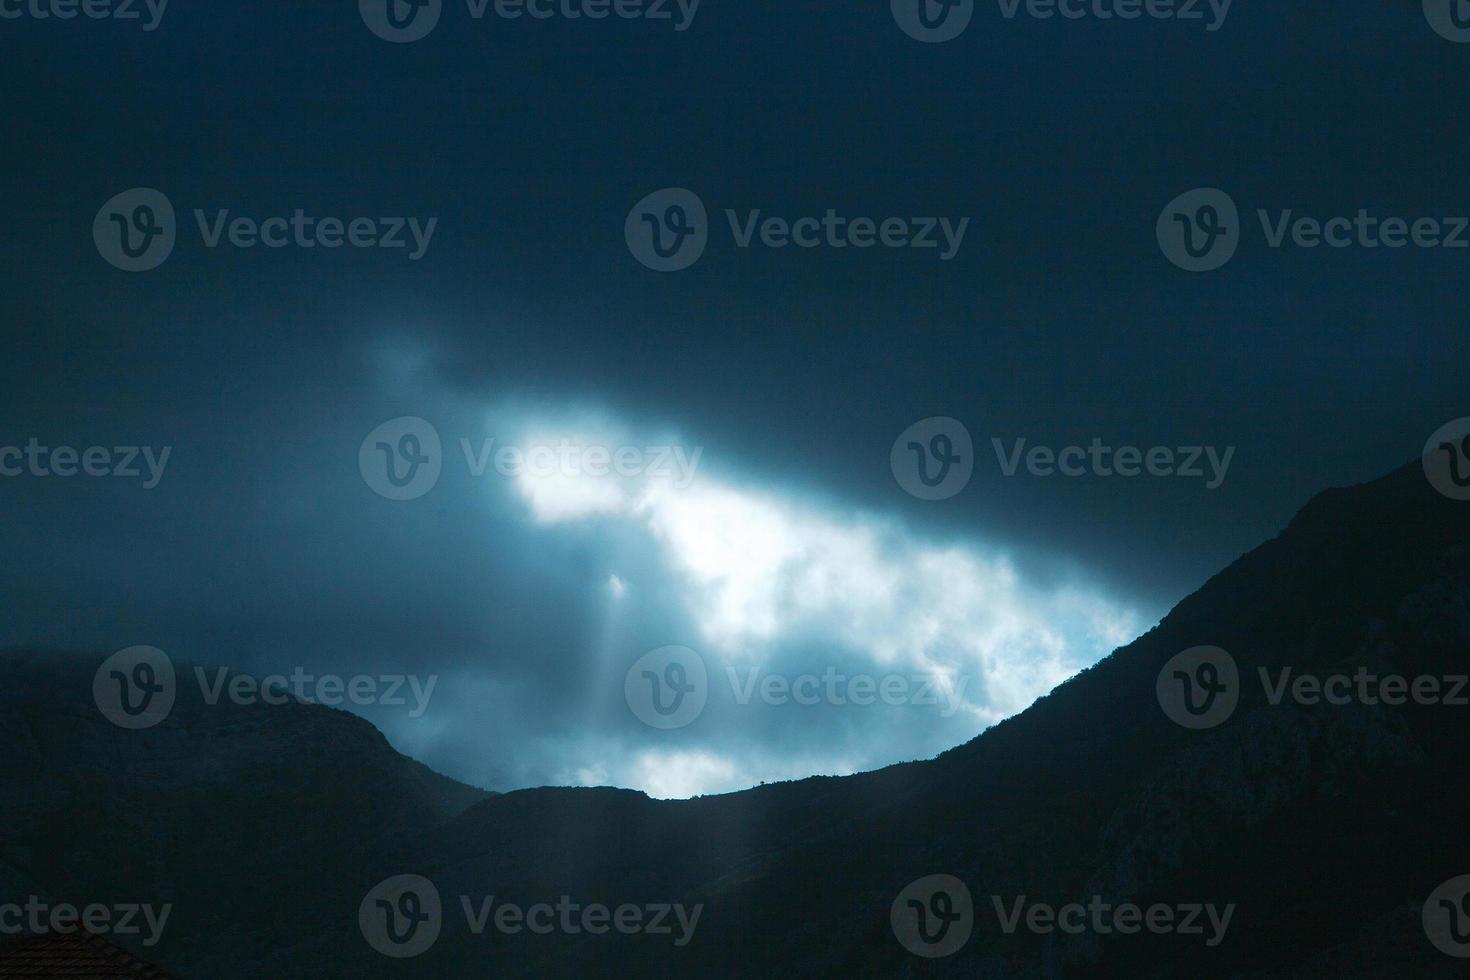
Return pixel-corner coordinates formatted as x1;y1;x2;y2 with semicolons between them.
4;0;1464;806
3;458;1466;977
4;1;1467;977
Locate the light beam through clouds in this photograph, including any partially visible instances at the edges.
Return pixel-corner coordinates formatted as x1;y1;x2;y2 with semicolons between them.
496;409;1146;798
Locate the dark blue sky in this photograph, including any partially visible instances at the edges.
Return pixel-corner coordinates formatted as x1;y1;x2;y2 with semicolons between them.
1;1;1464;795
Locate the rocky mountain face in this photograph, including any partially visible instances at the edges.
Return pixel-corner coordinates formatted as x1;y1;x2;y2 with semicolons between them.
3;460;1465;978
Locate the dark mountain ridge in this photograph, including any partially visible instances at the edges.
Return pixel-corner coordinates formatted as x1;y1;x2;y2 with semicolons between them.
3;459;1465;977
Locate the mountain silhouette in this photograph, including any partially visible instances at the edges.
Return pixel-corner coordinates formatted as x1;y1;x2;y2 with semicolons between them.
2;459;1466;978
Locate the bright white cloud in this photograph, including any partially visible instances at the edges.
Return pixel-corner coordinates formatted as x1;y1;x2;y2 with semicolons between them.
623;748;859;800
511;457;1142;728
494;413;1145;797
514;465;629;522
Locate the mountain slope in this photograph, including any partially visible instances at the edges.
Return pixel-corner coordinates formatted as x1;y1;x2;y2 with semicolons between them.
355;460;1469;978
3;459;1465;978
0;652;488;977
